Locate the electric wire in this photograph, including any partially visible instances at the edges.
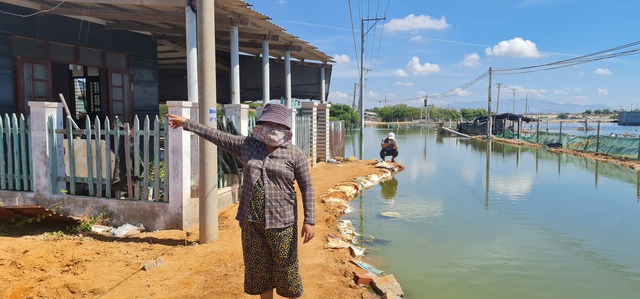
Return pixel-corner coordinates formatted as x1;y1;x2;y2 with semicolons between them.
494;41;640;74
370;0;391;73
348;0;361;73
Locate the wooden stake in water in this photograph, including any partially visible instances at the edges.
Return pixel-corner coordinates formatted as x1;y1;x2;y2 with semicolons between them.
596;122;601;154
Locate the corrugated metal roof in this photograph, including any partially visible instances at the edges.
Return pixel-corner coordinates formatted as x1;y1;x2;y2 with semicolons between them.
0;0;334;67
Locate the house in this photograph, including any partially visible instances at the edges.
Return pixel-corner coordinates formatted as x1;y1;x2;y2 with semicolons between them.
0;0;336;232
0;0;334;123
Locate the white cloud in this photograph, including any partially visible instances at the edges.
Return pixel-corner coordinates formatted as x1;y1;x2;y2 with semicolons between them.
452;88;471;97
332;54;350;64
394;69;409;77
598;88;609;96
406;57;440;75
492;175;533;199
409;35;424;42
460;52;480;67
384;14;450;32
553;87;582;95
485;37;544;58
395;81;414;87
329;91;349;100
594;68;612;75
436;88;471;98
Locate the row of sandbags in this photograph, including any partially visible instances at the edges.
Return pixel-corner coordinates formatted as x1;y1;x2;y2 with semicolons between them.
321;162;397;257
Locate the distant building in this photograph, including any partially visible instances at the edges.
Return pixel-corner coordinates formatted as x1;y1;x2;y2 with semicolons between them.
364;111;378;119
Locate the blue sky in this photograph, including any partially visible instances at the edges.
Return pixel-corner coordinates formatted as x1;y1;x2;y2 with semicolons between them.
249;0;640;113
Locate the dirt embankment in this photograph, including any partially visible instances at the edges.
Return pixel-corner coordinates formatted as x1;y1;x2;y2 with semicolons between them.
485;136;640;170
0;159;391;299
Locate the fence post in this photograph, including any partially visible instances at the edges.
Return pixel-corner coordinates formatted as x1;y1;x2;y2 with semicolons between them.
166;101;197;229
224;103;249;136
317;103;331;162
536;118;540;144
301;101;318;165
596;122;601;154
288;108;297;147
559;122;563;144
28;102;64;196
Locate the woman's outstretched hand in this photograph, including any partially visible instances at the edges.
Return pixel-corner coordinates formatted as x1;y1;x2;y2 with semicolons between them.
166;114;187;129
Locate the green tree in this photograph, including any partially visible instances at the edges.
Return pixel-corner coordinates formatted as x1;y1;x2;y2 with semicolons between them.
330;103;359;128
429;107;461;121
584;109;593;115
460;108;488;120
370;104;423;121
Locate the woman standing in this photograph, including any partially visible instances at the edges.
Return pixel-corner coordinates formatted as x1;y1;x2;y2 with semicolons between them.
166;103;315;299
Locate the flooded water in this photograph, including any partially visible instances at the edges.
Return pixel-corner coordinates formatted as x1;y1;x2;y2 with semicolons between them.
343;126;640;299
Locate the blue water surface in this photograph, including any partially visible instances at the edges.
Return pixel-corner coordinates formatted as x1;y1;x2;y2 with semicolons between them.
343;126;640;299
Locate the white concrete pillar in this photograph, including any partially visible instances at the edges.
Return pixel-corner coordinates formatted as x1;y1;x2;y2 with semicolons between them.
289;108;297;146
231;25;240;105
186;6;198;103
167;101;197;230
262;39;270;105
28;102;64;196
320;67;326;103
317;103;331;162
284;51;292;108
224;103;249;136
189;103;199;197
301;101;318;166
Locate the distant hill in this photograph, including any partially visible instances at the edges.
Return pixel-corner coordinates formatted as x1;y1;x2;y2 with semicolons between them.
447;99;612;114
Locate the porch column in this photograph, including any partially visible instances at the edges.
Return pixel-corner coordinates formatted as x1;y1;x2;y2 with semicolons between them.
28;102;64;197
317;103;331;162
301;101;318;165
167;101;197;230
320;66;326;103
284;51;292;108
224;103;249;136
186;5;198;103
263;39;270;105
230;25;240;104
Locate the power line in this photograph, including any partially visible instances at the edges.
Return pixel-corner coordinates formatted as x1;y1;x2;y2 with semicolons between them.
494;41;640;75
348;0;360;72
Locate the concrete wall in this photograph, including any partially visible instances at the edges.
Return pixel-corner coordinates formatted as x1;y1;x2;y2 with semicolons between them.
0;186;238;232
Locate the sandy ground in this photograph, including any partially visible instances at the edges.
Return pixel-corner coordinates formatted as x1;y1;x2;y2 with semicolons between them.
0;159;394;299
2;134;638;299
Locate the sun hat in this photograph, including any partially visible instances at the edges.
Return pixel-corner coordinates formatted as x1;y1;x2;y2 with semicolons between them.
257;103;291;130
387;132;395;140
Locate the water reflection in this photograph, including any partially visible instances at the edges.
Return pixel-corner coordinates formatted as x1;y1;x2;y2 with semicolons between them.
459;138;640;200
380;176;398;203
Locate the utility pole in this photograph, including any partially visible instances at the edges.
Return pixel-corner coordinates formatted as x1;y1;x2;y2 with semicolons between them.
359;15;386;138
525;94;529;116
424;95;429;125
486;67;493;138
352;83;357;110
495;83;503;114
197;0;218;243
382;96;388;107
511;88;517;114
